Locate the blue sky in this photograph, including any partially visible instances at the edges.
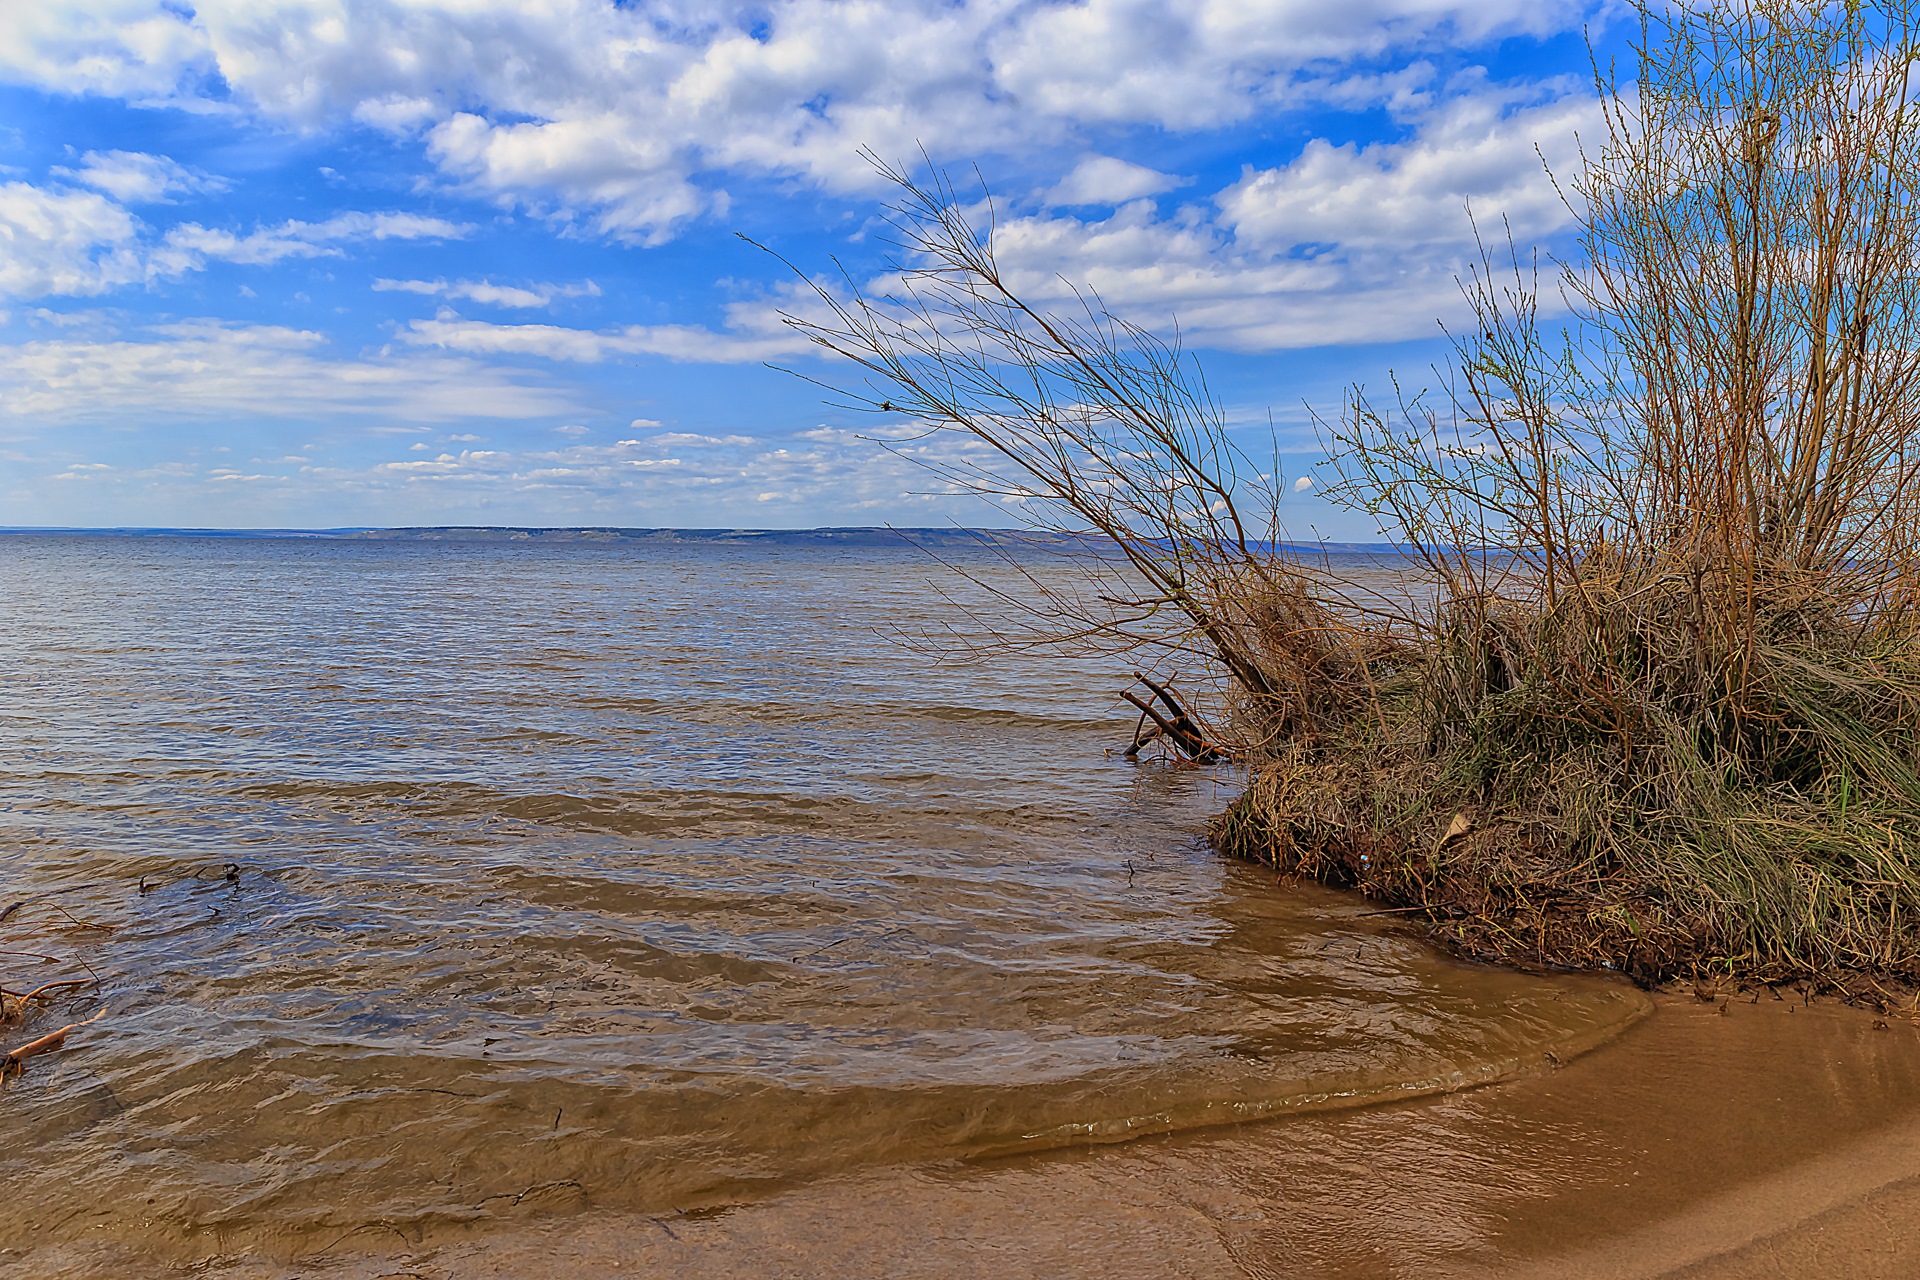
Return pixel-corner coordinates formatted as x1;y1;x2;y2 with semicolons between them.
0;1;1619;537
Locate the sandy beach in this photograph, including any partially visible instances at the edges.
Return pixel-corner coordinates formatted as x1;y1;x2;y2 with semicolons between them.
13;989;1919;1279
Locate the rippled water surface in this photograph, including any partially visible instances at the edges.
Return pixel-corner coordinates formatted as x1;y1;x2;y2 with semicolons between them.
0;536;1645;1260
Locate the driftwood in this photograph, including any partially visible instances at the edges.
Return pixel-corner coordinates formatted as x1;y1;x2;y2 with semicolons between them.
1122;672;1224;762
3;1007;104;1077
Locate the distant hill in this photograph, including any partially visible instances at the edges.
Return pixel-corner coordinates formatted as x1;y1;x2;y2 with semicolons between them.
0;524;1404;553
0;526;367;539
337;526;1103;547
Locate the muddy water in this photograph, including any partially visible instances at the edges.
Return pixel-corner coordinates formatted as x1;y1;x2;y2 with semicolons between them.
227;995;1920;1280
0;537;1646;1267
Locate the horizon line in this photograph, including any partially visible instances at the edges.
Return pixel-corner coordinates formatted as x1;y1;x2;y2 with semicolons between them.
0;524;1407;550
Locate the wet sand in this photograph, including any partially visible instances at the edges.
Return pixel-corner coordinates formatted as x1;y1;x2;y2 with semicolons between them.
17;989;1920;1279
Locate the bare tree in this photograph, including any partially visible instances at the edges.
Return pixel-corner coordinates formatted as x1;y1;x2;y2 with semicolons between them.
763;156;1389;754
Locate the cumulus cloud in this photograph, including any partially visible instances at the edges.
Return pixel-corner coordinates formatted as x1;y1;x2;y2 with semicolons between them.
0;1;213;101
426;110;712;244
0;0;1588;242
0;182;143;299
977;84;1599;349
1218;76;1593;251
0;0;1610;403
987;0;1577;128
400;70;1596;359
1044;156;1187;206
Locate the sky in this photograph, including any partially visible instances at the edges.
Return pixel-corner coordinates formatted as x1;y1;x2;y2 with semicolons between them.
0;0;1623;538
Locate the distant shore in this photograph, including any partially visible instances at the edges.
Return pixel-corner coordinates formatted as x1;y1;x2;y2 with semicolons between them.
0;525;1402;552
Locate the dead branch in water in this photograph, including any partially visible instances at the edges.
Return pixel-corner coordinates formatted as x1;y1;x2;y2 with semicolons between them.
1121;672;1224;762
2;1007;105;1078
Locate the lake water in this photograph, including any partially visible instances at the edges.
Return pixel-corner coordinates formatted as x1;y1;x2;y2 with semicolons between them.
0;536;1645;1266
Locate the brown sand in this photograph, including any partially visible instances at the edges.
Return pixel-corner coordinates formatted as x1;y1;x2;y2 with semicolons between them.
15;991;1920;1279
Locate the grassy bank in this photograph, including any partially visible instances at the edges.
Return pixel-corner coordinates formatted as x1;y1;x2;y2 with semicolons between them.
1209;559;1920;993
1203;1;1920;997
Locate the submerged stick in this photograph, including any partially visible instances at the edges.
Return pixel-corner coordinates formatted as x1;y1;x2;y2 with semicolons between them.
1121;689;1186;749
14;978;94;1006
1123;702;1155;757
1124;673;1223;761
2;1007;105;1075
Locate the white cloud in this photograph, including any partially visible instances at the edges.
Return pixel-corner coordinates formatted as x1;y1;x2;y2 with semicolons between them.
1294;476;1314;492
0;168;470;299
154;211;470;274
976;83;1598;349
1045;156;1187;206
0;1;213;101
426;110;713;244
988;0;1577;129
400;71;1595;357
0;181;142;299
0;1;1588;242
275;425;1006;522
402;312;809;364
0;0;1610;411
644;432;757;448
53;150;224;203
1218;76;1593;251
373;276;601;308
0;320;572;422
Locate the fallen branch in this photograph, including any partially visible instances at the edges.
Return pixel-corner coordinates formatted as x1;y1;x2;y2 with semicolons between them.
1122;672;1225;762
3;1007;105;1076
1121;689;1190;754
14;978;95;1007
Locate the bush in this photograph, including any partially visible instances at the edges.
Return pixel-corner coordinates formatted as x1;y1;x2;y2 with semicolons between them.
786;3;1920;986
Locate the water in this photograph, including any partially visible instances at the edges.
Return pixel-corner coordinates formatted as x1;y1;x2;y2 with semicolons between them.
0;536;1645;1263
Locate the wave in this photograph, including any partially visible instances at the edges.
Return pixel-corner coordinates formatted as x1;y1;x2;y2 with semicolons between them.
0;976;1648;1259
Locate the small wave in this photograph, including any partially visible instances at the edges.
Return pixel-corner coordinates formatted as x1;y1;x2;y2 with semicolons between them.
217;776;1075;841
0;975;1648;1260
570;693;1118;732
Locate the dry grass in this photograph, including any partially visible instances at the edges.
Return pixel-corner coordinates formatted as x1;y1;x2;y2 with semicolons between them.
1213;560;1920;985
1216;1;1920;989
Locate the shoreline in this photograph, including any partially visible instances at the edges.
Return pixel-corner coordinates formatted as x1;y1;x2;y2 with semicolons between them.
19;991;1920;1279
